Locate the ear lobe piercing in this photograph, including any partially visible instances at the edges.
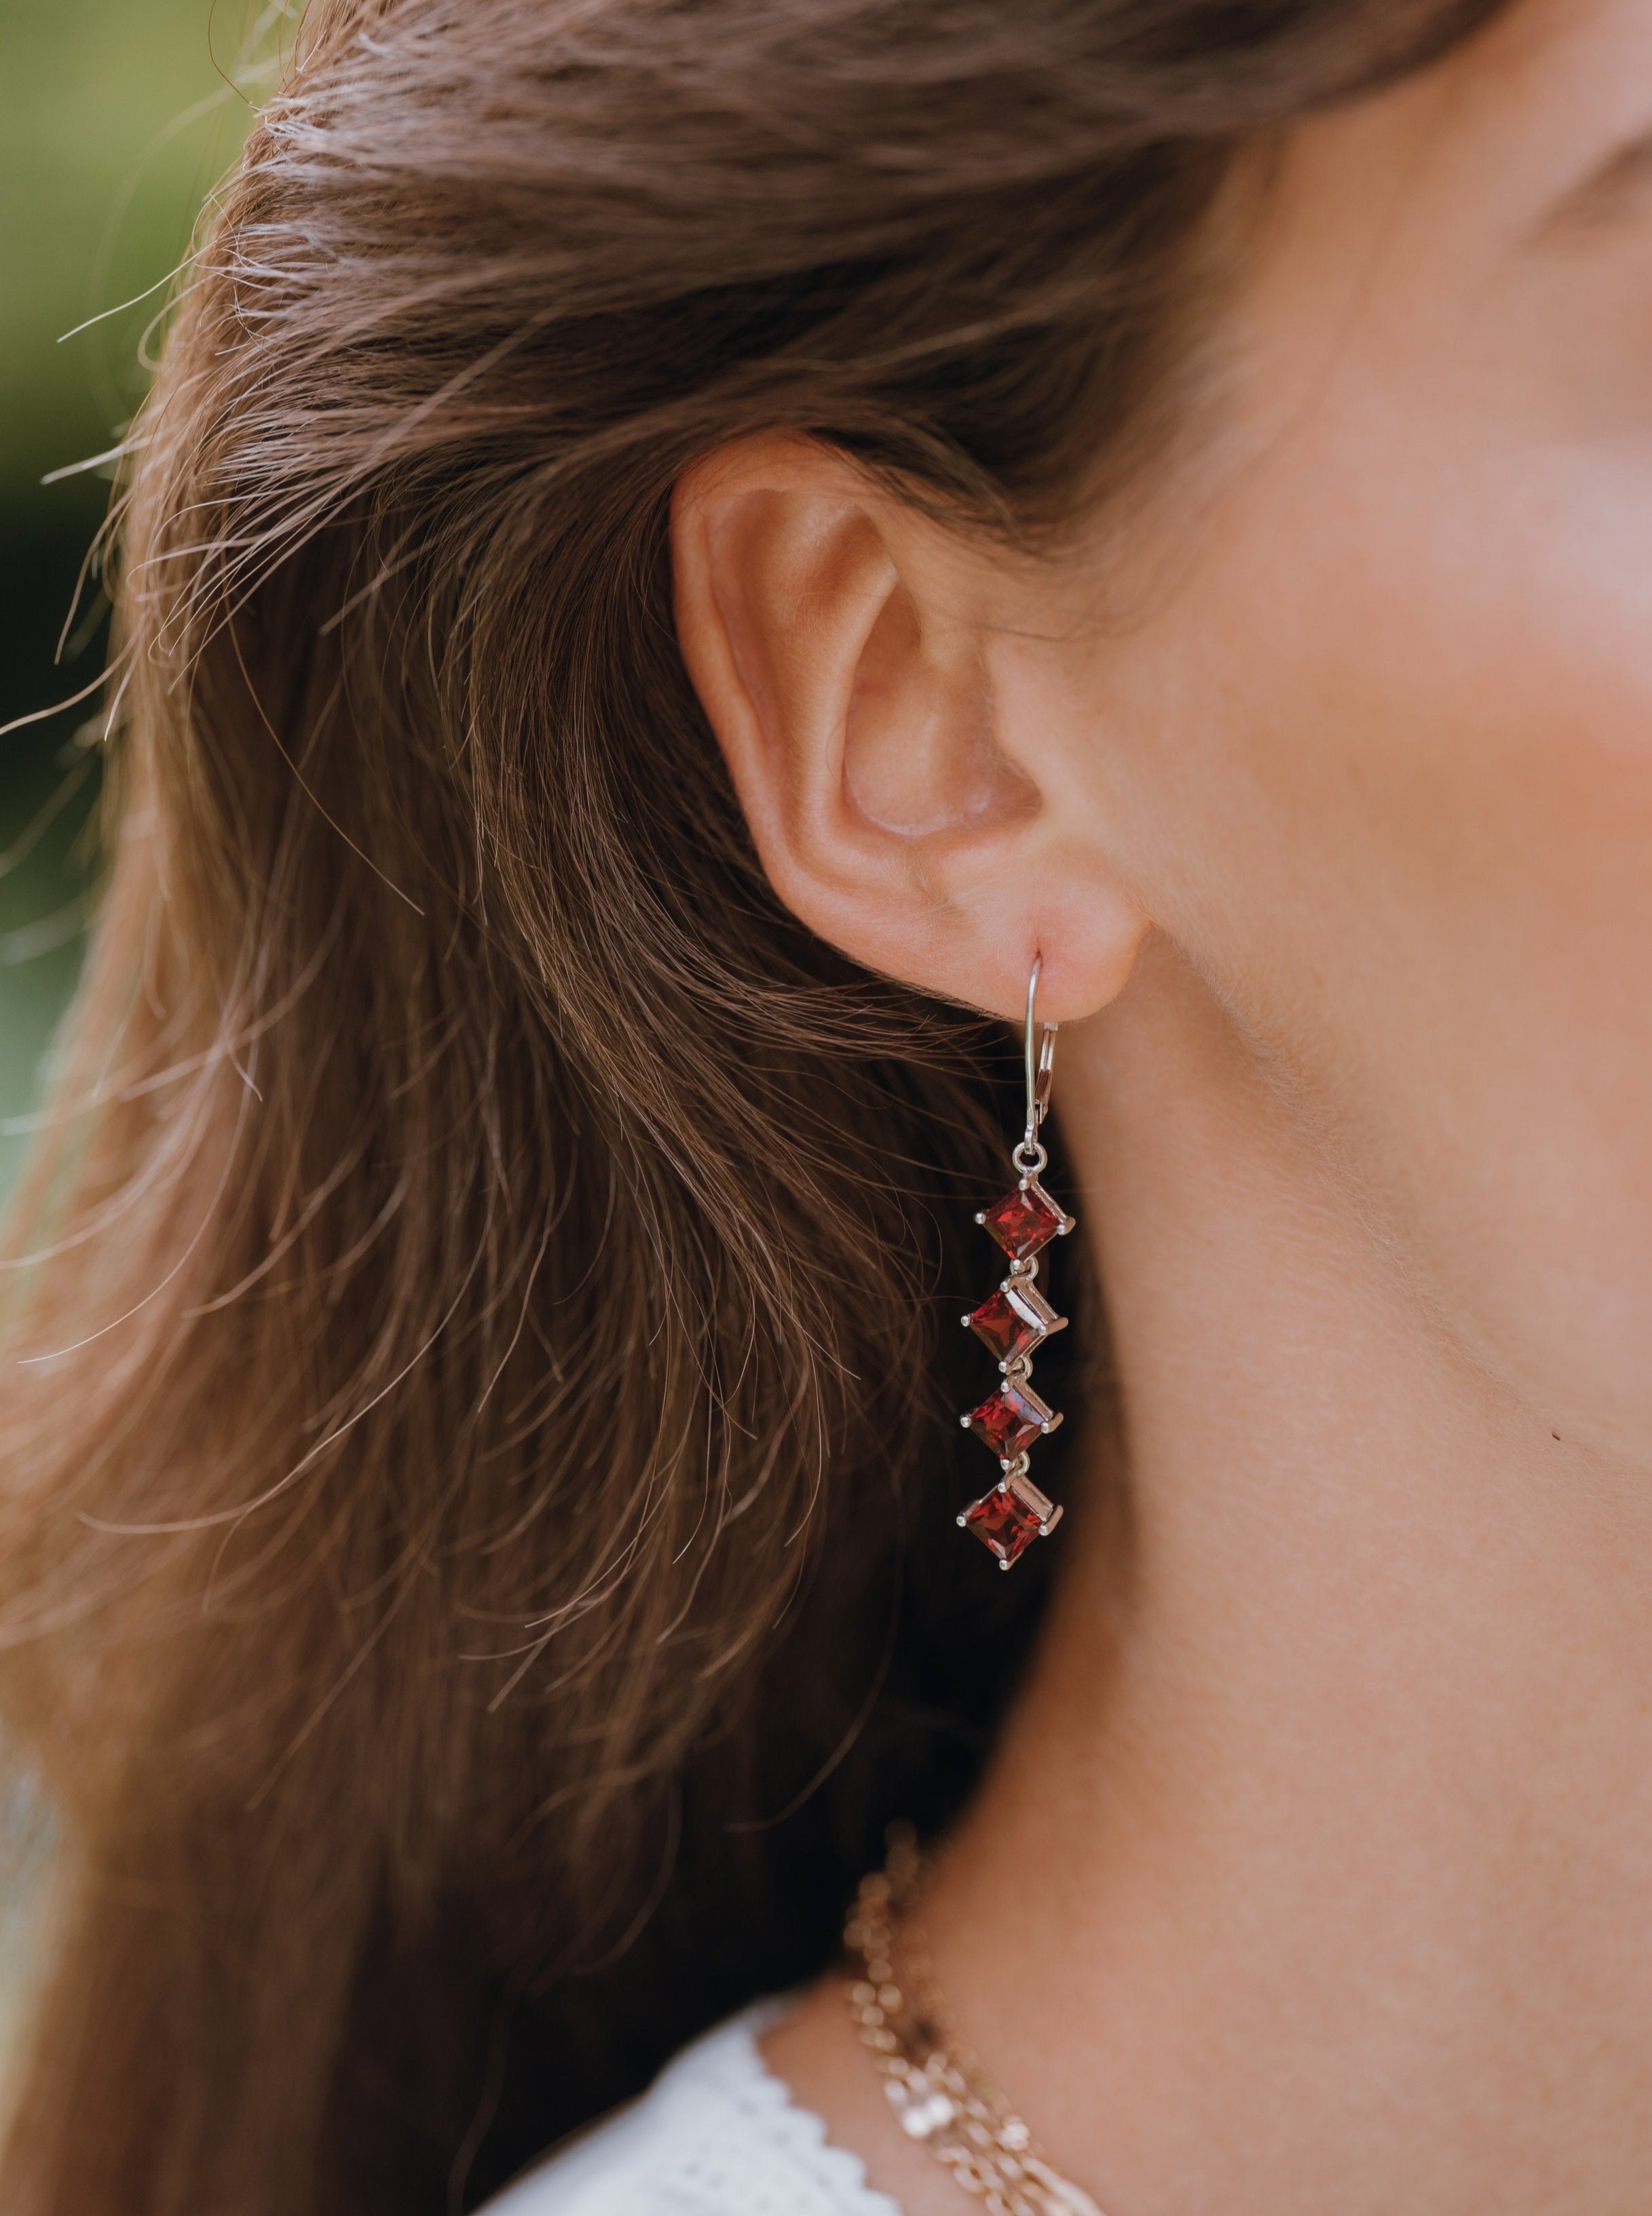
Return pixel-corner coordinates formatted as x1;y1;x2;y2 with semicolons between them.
957;957;1074;1568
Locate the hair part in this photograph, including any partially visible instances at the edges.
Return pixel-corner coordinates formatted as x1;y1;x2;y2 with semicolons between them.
0;0;1507;2208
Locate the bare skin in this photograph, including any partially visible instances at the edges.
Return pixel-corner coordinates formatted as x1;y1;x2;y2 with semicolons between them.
672;1;1652;2208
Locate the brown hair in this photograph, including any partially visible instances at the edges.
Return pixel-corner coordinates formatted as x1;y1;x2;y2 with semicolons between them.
0;1;1506;2208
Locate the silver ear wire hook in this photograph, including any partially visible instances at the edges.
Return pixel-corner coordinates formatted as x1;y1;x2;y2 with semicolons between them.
1017;957;1059;1175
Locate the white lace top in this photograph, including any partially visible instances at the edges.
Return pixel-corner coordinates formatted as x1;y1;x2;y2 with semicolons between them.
481;2001;902;2215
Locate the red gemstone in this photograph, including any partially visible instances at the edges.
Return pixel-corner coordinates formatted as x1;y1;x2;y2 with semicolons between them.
977;1178;1071;1262
960;1481;1046;1567
964;1378;1059;1462
965;1279;1064;1367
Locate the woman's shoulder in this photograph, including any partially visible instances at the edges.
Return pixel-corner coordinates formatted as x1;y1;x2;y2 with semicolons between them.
481;2000;903;2216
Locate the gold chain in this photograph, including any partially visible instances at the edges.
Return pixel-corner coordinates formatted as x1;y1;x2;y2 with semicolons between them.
843;1826;1108;2216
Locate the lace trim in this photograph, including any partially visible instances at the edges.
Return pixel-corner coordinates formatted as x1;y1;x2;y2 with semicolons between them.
489;1995;907;2215
664;1999;905;2215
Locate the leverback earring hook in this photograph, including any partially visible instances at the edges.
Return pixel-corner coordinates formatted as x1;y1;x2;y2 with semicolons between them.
1018;956;1059;1175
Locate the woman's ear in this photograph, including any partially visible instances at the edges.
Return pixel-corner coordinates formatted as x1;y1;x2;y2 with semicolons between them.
672;432;1148;1023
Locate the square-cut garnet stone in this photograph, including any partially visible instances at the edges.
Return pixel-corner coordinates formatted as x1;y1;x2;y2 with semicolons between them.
964;1378;1059;1462
965;1279;1062;1368
977;1177;1071;1263
960;1482;1045;1567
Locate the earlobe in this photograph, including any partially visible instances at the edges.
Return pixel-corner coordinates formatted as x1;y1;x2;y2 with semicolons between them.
671;433;1148;1025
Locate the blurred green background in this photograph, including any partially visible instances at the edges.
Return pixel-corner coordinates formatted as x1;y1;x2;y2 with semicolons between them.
0;0;256;1196
0;0;258;2075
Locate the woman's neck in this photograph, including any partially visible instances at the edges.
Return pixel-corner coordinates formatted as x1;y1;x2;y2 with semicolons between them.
924;943;1652;2213
769;939;1652;2213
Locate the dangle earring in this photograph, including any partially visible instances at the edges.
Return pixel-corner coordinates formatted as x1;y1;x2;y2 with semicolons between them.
957;957;1074;1568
